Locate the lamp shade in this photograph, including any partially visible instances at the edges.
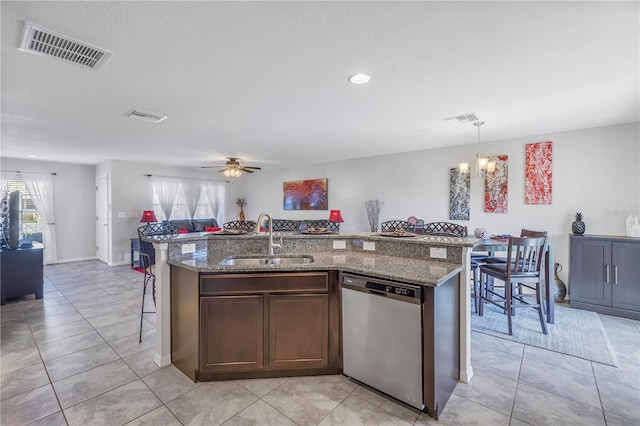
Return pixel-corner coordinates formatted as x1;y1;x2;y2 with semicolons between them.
140;210;158;223
329;209;344;223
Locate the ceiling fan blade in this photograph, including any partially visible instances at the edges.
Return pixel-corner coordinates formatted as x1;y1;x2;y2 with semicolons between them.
201;165;225;168
242;169;255;173
242;166;262;170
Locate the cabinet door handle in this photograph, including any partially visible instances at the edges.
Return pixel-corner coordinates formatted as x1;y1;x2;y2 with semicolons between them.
614;265;618;284
605;265;610;284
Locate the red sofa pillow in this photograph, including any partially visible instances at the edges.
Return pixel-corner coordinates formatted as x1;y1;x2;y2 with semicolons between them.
204;226;221;232
177;228;189;234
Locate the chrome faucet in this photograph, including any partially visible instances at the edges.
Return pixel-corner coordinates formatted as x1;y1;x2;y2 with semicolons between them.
255;212;282;255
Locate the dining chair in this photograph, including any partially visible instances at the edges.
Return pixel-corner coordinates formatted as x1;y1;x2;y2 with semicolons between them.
137;222;177;342
381;220;415;233
478;235;548;335
419;221;482;312
223;220;257;231
487;228;548;263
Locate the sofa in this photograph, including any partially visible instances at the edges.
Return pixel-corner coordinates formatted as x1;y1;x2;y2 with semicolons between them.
163;218;220;233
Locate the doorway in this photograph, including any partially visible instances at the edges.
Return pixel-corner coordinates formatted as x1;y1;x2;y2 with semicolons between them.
96;175;109;263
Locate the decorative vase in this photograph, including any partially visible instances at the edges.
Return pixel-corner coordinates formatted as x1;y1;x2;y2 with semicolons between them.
474;227;491;240
239;208;245;222
554;262;567;303
572;212;585;235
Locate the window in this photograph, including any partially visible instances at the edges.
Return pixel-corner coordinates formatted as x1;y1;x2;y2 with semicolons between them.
5;181;44;242
150;178;224;223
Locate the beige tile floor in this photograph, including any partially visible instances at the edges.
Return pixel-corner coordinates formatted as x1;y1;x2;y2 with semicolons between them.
1;260;639;425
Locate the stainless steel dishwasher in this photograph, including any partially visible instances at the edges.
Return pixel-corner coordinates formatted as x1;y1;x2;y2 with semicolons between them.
341;272;424;410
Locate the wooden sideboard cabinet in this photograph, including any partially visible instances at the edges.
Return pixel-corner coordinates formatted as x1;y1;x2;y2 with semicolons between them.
569;235;640;320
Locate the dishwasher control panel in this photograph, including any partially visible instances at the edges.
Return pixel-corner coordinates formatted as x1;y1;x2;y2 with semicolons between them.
341;273;422;302
366;281;418;298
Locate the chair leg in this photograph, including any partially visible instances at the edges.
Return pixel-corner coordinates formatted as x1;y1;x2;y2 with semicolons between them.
506;281;513;335
478;271;485;316
536;282;548;335
139;273;148;343
472;266;480;313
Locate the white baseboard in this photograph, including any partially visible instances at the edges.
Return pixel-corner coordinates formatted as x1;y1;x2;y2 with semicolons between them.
45;256;97;265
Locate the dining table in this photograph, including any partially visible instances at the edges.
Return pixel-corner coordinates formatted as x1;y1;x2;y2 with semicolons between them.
472;237;555;324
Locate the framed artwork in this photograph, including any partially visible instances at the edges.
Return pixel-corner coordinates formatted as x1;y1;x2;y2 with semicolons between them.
283;178;328;210
449;168;470;220
525;141;553;204
484;155;508;213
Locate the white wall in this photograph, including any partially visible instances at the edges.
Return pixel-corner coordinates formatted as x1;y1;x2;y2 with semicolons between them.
227;122;640;286
0;157;97;263
100;160;226;265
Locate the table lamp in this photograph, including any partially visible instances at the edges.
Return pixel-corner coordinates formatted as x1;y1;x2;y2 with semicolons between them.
329;210;344;223
140;210;157;224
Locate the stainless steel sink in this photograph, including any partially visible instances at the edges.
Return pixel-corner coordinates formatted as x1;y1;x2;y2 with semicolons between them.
220;255;314;266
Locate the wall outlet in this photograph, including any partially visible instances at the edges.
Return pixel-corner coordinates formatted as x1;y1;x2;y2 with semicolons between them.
182;243;196;254
118;211;126;218
333;240;346;249
430;247;447;259
129;211;138;218
363;241;376;251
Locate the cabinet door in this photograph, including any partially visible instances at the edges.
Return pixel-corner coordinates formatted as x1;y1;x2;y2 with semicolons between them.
268;294;329;369
200;295;264;371
570;238;611;306
611;242;640;312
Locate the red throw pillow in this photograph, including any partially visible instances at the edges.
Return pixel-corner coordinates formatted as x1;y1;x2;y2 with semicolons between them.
204;226;221;232
177;228;189;234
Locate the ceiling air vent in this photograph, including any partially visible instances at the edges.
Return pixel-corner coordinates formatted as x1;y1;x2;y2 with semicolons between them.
126;108;168;124
444;113;480;125
19;21;112;71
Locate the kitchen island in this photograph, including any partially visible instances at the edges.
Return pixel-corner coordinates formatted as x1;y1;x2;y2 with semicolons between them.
148;231;475;416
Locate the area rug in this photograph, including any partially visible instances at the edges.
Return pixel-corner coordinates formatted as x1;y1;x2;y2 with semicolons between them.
471;304;619;367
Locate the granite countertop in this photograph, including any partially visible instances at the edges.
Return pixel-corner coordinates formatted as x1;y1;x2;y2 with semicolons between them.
168;250;463;287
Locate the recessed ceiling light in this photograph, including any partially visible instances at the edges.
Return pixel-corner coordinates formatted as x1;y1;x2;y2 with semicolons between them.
348;73;371;84
27;154;38;158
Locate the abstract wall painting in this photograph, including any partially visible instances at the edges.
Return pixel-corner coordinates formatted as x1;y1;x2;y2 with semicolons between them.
283;178;328;210
525;141;553;204
484;155;508;213
449;168;470;220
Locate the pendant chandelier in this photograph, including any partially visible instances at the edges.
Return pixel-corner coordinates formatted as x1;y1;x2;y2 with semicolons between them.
458;121;496;178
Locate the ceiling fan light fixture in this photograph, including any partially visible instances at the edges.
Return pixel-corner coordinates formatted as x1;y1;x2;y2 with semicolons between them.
348;73;371;84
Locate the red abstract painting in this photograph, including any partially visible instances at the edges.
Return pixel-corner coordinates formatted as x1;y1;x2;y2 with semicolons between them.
525;141;553;204
484;155;508;213
283;178;328;210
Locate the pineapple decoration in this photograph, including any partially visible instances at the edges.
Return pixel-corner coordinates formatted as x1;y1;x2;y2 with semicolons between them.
572;212;585;235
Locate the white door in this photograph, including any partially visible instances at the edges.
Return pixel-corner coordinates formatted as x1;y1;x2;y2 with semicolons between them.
96;175;109;263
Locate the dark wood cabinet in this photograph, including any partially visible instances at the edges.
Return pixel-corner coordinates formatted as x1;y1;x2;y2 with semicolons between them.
200;295;264;371
1;244;44;305
570;235;640;320
171;268;340;381
268;294;329;369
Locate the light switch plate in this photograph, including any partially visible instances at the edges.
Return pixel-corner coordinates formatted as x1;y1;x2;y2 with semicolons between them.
333;240;346;249
430;247;447;259
363;241;376;251
182;243;196;254
118;212;126;218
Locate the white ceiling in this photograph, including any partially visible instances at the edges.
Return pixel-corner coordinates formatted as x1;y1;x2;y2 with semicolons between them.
1;1;638;171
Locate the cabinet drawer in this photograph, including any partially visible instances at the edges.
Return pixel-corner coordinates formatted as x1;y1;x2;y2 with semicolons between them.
201;272;328;295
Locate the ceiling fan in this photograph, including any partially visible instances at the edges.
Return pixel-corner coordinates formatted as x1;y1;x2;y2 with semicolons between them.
201;157;262;177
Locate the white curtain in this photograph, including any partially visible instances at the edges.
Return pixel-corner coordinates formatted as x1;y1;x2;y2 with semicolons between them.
203;181;225;225
0;171;17;197
21;172;58;264
151;176;180;220
182;180;202;219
